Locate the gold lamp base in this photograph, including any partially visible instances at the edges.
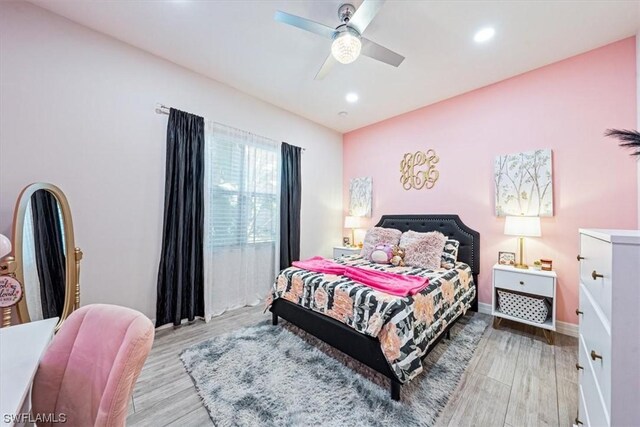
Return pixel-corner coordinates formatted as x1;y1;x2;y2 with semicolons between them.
515;236;528;269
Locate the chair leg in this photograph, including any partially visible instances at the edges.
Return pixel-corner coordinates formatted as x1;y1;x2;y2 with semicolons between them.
446;329;451;340
391;380;401;401
272;312;278;326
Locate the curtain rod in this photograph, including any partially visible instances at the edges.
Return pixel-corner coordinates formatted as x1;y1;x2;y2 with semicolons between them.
155;103;305;152
155;104;170;115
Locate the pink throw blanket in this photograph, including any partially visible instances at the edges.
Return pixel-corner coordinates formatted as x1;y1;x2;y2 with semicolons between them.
292;256;429;297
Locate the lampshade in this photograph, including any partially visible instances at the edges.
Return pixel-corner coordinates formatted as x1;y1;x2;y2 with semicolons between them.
0;234;11;258
344;216;361;229
331;30;362;64
504;216;541;237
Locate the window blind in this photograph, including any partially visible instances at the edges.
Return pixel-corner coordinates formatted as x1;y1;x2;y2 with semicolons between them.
205;123;278;248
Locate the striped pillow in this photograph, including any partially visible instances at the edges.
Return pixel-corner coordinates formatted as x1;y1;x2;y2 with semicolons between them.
441;239;460;269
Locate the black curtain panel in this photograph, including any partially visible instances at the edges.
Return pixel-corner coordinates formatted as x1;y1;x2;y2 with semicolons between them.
279;142;302;268
156;108;205;327
31;190;66;319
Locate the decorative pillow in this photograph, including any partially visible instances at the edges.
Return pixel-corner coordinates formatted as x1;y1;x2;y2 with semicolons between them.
441;239;460;269
400;230;447;270
361;227;402;260
371;244;394;264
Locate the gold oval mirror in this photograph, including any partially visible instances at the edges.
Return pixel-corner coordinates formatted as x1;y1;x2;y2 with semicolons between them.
11;183;82;331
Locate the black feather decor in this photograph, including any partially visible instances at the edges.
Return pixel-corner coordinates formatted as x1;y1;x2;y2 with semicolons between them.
605;128;640;156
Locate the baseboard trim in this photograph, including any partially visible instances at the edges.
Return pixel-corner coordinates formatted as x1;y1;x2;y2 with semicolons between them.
478;302;492;315
556;321;578;337
477;302;578;337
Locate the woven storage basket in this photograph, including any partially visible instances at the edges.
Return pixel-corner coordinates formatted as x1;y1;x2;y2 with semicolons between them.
497;289;550;324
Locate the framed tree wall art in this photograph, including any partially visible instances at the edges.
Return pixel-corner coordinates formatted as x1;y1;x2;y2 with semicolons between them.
494;149;553;217
349;177;372;217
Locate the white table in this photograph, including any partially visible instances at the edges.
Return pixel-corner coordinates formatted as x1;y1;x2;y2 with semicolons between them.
0;318;58;426
491;263;557;344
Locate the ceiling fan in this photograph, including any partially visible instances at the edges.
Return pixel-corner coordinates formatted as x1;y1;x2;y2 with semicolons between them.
274;0;405;80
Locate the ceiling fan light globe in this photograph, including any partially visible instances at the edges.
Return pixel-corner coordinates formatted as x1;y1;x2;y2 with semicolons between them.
331;31;361;64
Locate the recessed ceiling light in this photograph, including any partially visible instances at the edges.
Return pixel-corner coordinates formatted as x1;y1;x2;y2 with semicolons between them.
345;93;359;103
474;27;495;43
338;111;348;117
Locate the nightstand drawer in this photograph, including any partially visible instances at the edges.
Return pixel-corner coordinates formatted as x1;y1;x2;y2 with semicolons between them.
494;269;554;298
333;247;360;258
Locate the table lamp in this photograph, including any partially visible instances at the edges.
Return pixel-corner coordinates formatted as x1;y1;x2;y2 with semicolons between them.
344;216;361;247
504;215;541;269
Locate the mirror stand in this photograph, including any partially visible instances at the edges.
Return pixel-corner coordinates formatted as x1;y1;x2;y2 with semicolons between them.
74;248;83;310
0;256;19;327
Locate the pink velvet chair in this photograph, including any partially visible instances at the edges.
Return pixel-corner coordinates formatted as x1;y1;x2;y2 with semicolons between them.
32;304;154;427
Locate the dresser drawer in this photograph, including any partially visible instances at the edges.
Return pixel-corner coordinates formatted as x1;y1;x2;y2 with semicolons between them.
579;234;612;322
578;387;588;427
573;385;589;427
579;334;610;426
579;283;611;412
493;269;554;298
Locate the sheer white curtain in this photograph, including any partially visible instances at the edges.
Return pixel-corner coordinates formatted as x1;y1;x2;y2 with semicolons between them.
203;120;279;320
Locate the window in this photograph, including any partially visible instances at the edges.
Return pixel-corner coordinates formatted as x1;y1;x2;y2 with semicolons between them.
205;123;278;248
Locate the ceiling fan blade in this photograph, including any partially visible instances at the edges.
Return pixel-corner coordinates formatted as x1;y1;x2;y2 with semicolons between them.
314;54;336;80
274;11;336;39
349;0;385;34
361;38;404;67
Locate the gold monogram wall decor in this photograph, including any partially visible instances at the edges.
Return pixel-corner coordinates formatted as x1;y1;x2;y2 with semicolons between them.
400;150;440;190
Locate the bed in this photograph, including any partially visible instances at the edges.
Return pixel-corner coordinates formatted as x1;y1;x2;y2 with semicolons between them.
268;214;480;401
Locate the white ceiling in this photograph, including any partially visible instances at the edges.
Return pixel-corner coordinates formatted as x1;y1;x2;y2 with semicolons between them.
28;0;640;133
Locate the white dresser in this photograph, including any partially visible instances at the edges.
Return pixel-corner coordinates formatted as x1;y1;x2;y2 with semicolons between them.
576;229;640;427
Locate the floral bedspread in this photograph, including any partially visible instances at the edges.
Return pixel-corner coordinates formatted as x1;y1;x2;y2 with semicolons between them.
265;256;476;383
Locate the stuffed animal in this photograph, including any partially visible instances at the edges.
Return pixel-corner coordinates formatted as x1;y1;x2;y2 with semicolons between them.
390;245;406;267
370;244;394;264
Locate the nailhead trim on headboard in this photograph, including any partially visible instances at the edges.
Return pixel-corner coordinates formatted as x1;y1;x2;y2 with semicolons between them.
374;215;480;277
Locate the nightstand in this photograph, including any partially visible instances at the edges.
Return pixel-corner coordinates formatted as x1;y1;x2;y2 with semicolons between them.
491;263;557;344
333;246;360;259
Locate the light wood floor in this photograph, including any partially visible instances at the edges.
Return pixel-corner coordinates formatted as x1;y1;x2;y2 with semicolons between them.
127;305;578;427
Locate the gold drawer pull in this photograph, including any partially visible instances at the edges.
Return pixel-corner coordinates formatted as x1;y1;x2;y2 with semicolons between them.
575;363;584;371
592;270;603;280
575;417;583;425
591;350;603;361
577;254;584;261
575;308;583;316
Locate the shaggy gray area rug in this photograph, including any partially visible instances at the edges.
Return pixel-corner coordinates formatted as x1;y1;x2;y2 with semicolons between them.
180;313;489;427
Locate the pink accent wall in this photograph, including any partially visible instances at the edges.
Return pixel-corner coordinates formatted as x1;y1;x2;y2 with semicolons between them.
343;37;638;325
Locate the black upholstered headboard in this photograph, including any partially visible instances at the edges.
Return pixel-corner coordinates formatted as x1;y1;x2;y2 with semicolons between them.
375;214;480;278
